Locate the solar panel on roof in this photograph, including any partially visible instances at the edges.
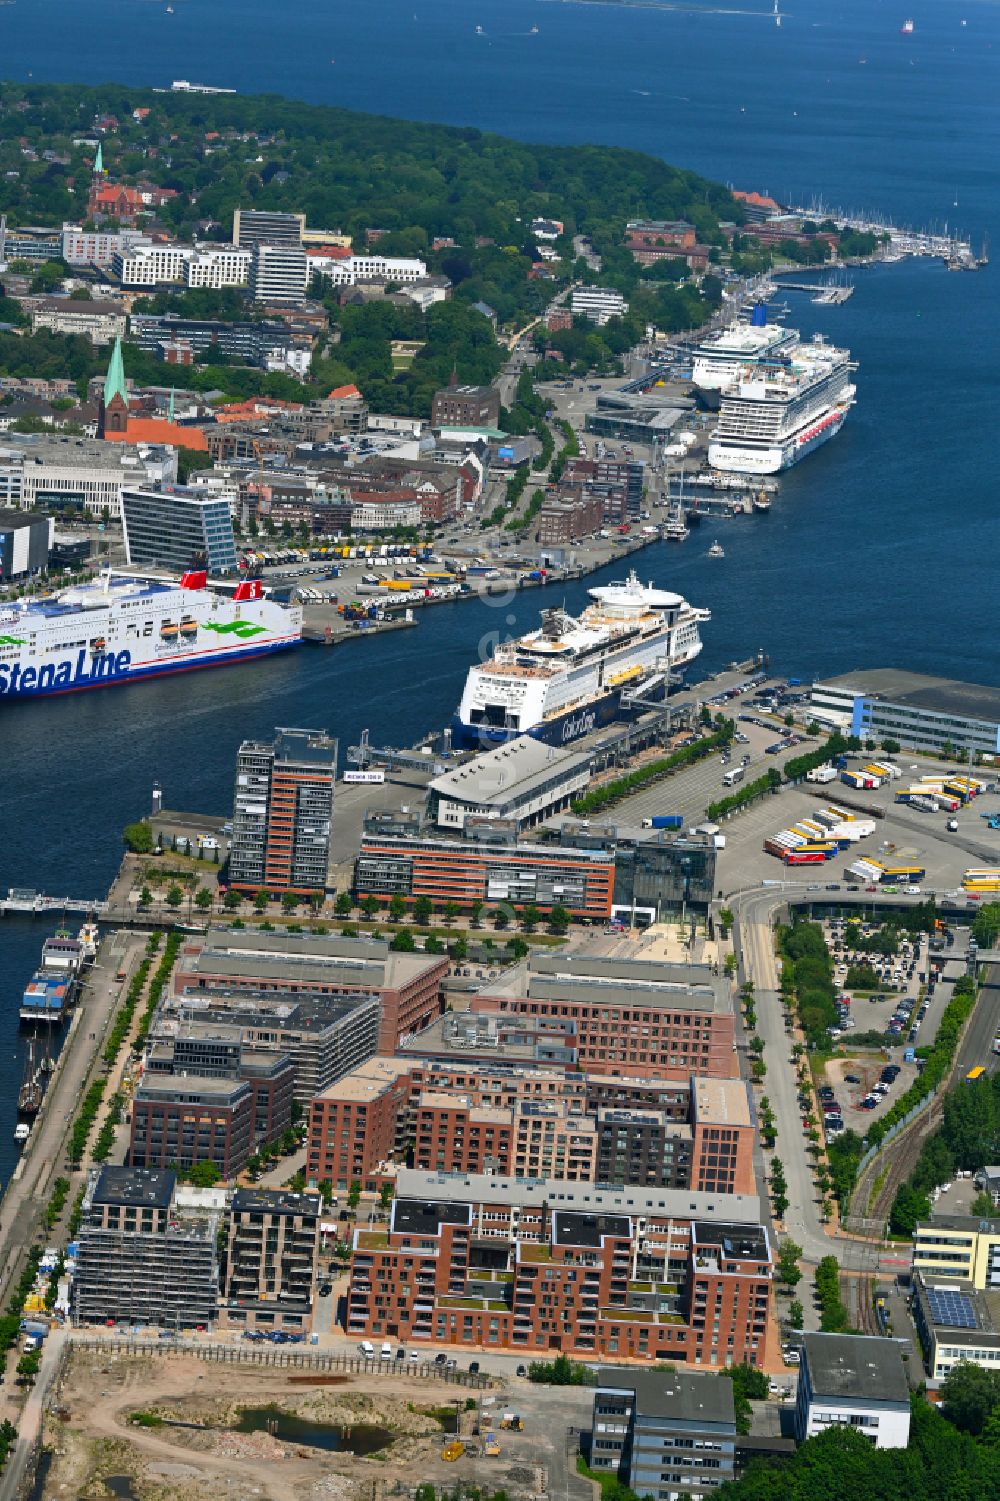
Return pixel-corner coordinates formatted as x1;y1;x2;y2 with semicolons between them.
927;1287;978;1329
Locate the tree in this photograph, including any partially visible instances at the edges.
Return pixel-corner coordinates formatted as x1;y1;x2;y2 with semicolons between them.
425;933;444;954
280;890;299;914
254;888;269;912
776;1239;803;1288
123;819;154;854
165;883;183;908
547;904;570;936
941;1360;1000;1435
390;927;415;951
724;952;738;977
450;935;468;962
718;906;734;936
413;894;433;925
443;901;460;925
379;1182;394;1211
194;886;212;911
388;893;407;923
360;896;380;919
788;1299;804;1328
348;1180;362;1212
223;888;242;911
520;903;541;933
187;1159;221;1187
971;1191;1000;1221
335;891;354;917
881;737;901;755
469;900;484;929
138;886;152;908
318;1179;334;1204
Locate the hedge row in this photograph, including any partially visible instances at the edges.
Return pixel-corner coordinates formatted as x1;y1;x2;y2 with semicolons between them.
815;1255;852;1332
864;974;977;1150
134;930;182;1050
571;726;732;817
706;768;780;823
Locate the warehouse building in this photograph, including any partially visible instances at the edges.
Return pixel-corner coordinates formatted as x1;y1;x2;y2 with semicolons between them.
811;670;1000;757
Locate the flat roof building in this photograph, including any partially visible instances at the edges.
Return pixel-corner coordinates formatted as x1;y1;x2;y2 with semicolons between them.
0;508;52;580
222;1187;320;1332
811;670;1000;757
593;1367;736;1499
72;1166;220;1329
795;1333;910;1448
912;1274;1000;1383
229;726;338;894
913;1215;1000;1290
121;485;238;576
429;738;591;833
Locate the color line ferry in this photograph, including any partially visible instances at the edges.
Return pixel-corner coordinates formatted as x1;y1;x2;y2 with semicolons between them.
0;571;301;701
452;571;708;750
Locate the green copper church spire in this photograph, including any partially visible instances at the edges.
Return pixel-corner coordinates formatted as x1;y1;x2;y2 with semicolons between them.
94;141;104;176
103;336;127;409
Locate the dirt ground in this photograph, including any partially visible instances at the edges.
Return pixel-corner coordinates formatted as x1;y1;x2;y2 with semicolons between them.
41;1351;550;1501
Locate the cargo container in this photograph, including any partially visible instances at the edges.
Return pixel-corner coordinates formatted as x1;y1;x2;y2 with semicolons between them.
806;766;838;784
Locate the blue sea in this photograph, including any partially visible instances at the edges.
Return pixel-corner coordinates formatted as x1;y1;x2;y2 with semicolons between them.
0;0;997;1178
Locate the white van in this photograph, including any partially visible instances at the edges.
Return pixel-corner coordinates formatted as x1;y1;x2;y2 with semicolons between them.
360;1340;375;1358
380;1341;392;1360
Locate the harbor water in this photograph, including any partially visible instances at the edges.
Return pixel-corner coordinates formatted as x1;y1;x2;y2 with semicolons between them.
0;0;998;1175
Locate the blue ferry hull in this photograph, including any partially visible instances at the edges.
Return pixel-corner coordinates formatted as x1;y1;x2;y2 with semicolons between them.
0;638;298;701
451;686;626;752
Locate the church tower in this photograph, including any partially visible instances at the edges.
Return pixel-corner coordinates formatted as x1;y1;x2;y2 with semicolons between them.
97;337;130;438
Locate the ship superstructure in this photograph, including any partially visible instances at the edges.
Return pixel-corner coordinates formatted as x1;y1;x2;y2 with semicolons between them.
0;570;301;701
691;306;799;399
453;570;709;749
708;332;856;474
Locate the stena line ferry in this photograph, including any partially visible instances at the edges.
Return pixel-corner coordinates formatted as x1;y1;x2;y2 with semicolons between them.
452;570;708;750
0;571;301;701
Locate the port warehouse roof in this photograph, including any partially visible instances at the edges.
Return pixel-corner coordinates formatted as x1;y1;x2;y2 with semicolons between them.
393;1167;764;1227
429;738;590;809
818;669;1000;724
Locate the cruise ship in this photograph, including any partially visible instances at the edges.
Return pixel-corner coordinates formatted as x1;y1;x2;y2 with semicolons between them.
691;306;799;405
0;571;301;701
452;571;709;749
707;333;856;474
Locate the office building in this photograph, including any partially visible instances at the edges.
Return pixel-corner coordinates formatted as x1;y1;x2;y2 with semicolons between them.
0;510;52;580
794;1333;910;1448
72;1166;220;1329
113;243;193;287
0;434;176;521
185;245;252;289
143;1023;295;1145
30;298;126;346
354;830;616;920
171;927;446;1057
129;1075;254;1178
121;486;239;575
233;209;306;248
229;727;337;893
249;242;308;307
309;1057;753;1194
428;738;591;834
810;670;1000;757
913;1216;1000;1290
308;251;428;286
129;311;311;370
592;1368;736;1499
470;953;736;1081
347;1168;771;1366
571;286;629;326
912;1274;1000;1381
431;382;501;431
222;1188;320;1332
61;223;151;268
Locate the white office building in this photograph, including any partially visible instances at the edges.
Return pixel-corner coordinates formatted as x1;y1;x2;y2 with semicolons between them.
185;245;252;289
308;253;427;286
795;1333;911;1450
249;243;308;306
571;285;629;326
350;497;422;532
113;244;194;288
0;435;176;520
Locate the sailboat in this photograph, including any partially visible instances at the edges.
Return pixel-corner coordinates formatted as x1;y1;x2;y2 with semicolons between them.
17;1040;43;1116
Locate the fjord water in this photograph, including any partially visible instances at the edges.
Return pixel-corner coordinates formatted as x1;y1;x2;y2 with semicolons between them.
0;0;997;1175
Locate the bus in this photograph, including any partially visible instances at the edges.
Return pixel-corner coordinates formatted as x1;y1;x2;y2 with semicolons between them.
966;1066;987;1084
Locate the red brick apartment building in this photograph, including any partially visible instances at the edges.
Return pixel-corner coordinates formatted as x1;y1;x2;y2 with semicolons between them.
346;1169;771;1367
172;929;447;1054
308;1058;754;1195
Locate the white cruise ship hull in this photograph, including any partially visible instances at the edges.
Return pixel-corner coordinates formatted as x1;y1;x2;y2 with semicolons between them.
709;404;849;475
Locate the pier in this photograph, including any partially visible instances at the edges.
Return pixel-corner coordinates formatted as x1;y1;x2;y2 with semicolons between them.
1;888;108;918
776;280;854;303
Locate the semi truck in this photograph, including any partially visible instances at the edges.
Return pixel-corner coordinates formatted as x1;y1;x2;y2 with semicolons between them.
641;814;684;830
